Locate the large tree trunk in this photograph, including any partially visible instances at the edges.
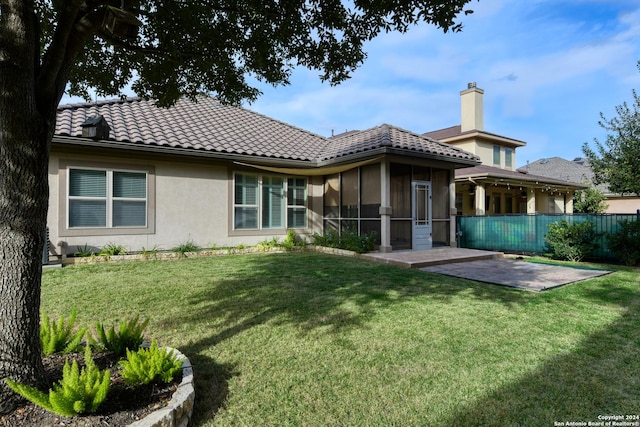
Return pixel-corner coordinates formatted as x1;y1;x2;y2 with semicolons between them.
0;0;52;413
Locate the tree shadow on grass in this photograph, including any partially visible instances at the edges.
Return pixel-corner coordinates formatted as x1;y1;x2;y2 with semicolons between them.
446;282;640;426
163;252;539;424
174;252;533;339
159;252;633;425
181;351;236;427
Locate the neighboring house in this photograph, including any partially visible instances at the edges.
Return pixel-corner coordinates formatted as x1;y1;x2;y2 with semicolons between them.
424;83;587;216
518;157;640;214
47;96;480;261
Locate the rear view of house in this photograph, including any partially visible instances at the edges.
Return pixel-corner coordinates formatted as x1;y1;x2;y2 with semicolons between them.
47;96;480;261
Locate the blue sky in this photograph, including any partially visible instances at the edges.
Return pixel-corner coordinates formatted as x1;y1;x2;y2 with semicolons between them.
61;0;640;168
246;0;640;167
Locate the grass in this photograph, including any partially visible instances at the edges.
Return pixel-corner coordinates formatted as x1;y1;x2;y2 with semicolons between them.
41;252;640;426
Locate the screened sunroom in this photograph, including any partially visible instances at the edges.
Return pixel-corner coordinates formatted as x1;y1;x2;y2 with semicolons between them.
321;160;456;252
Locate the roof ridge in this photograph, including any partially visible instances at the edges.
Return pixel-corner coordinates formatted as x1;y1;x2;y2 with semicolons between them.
57;96;145;111
390;123;481;157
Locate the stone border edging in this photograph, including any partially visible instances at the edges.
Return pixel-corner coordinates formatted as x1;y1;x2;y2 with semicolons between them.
128;347;194;427
61;245;359;265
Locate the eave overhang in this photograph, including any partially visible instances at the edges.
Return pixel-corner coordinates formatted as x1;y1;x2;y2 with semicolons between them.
53;136;482;173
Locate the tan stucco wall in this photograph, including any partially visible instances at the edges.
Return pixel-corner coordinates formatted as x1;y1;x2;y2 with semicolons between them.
48;151;319;257
605;197;640;214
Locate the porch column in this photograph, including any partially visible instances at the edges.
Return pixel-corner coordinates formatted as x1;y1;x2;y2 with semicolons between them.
565;192;574;214
379;160;392;252
449;173;457;247
526;189;536;214
474;184;486;216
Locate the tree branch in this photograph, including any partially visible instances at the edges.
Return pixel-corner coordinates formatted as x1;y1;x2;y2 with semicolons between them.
35;0;107;111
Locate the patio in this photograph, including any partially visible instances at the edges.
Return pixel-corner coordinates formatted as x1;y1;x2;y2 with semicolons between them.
362;248;610;291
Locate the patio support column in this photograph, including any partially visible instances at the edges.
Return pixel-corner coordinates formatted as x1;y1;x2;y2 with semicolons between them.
379;160;392;252
449;173;457;247
526;189;536;214
565;192;574;214
474;184;486;216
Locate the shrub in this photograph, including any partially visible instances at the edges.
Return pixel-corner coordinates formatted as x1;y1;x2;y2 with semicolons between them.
40;308;87;356
282;229;306;250
73;244;94;257
98;243;127;257
607;219;640;266
312;228;377;254
141;245;161;259
120;339;183;386
5;346;110;417
173;240;200;257
257;237;281;250
545;219;602;262
91;316;149;357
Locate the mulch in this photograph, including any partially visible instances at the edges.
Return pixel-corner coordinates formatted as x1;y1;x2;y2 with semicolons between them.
0;351;180;427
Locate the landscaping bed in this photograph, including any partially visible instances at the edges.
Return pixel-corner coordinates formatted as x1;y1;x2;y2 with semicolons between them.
0;351;180;427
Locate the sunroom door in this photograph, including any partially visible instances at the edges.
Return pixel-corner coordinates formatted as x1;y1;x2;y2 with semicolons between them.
412;181;432;250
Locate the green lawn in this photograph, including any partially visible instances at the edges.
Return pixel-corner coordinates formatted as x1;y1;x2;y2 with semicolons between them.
41;252;640;426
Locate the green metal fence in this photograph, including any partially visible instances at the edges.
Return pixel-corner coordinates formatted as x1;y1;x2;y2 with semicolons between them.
456;213;639;259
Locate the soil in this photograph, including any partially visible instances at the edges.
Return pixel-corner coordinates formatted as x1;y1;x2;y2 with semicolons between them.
0;351;180;427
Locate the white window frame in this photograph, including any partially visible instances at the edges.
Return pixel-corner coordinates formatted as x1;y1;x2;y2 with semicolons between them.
67;167;148;229
233;172;307;231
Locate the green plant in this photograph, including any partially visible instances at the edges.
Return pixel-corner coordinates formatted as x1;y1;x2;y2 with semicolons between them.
98;243;127;258
257;237;281;250
91;316;149;357
607;220;640;266
73;244;94;257
312;228;376;254
173;240;200;257
119;339;183;386
573;187;609;214
545;219;602;262
141;245;161;259
40;308;87;356
282;229;306;250
5;346;110;417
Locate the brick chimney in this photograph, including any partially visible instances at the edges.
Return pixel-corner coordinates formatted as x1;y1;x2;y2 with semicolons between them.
460;82;484;132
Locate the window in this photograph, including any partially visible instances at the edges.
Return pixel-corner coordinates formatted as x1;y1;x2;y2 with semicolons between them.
68;168;147;228
493;145;501;166
287;178;307;228
505;148;513;168
262;177;284;228
234;174;259;229
234;173;307;230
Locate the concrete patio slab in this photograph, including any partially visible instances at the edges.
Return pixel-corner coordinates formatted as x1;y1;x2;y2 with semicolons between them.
421;258;611;291
361;247;503;268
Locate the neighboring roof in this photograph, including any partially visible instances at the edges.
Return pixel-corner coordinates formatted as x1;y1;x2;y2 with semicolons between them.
54;97;481;167
517;157;609;193
423;125;527;148
423;125;462;141
456;164;588;189
324;124;479;165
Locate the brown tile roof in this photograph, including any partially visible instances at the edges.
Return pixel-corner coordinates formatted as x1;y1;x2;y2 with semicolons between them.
423;125;462;140
424;125;527;147
55;97;480;166
56;96;329;161
324;124;479;163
